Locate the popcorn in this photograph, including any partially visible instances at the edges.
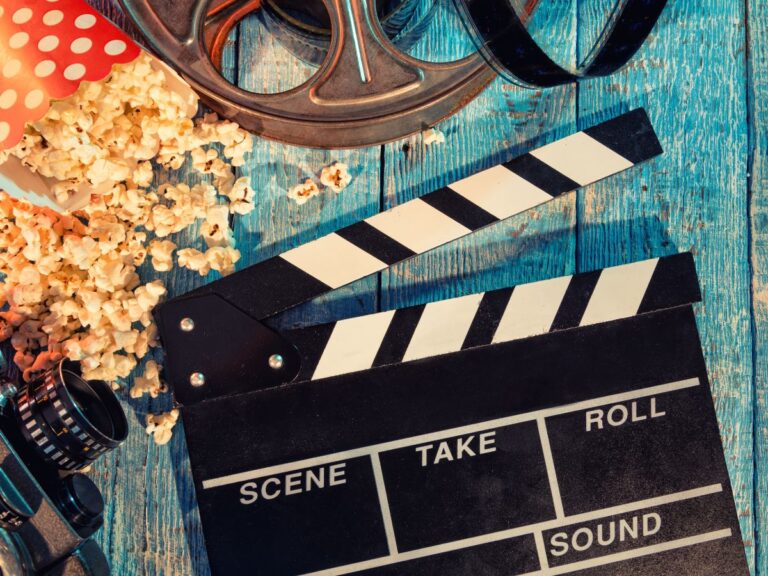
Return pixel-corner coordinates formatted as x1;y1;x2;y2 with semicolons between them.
131;360;165;399
149;240;177;272
177;248;211;276
135;280;167;312
320;162;352;193
422;127;446;146
23;351;63;383
201;204;234;248
0;47;260;414
145;409;180;445
287;179;320;205
223;177;255;215
206;246;241;277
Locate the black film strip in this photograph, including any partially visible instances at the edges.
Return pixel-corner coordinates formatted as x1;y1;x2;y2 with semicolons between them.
454;0;668;87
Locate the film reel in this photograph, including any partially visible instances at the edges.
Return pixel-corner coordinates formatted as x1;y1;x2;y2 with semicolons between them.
119;0;537;148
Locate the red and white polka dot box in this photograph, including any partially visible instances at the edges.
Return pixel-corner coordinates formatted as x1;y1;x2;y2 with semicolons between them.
0;0;196;211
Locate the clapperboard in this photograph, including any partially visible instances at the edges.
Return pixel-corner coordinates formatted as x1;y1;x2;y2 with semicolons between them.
155;109;749;575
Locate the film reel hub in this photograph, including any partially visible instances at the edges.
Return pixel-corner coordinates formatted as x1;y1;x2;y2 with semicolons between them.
120;0;508;147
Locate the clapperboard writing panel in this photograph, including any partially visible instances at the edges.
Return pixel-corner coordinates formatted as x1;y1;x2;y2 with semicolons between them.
180;254;749;575
155;111;748;575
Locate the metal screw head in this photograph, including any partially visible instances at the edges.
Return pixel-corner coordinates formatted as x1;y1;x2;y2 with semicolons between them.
189;372;206;387
268;354;284;370
179;318;195;332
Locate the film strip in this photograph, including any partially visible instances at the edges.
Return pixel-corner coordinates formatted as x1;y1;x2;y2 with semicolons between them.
454;0;669;87
288;253;699;382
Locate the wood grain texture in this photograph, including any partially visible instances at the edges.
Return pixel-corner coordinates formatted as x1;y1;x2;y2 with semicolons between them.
380;0;579;312
81;0;763;574
232;14;382;332
577;3;754;571
748;0;768;573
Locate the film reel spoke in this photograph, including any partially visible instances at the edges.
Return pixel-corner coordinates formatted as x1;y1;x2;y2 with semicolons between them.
311;0;423;104
121;0;496;146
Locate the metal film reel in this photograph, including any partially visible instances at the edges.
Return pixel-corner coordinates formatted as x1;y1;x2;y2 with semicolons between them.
119;0;537;148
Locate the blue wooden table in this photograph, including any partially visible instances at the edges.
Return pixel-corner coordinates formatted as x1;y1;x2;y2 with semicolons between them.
89;0;766;573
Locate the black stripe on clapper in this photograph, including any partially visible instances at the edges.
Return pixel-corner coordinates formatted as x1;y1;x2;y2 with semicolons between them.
584;108;663;164
461;288;514;349
286;322;336;383
179;256;333;321
421;187;499;230
638;252;701;313
336;221;416;265
503;153;580;197
549;270;601;330
372;305;426;367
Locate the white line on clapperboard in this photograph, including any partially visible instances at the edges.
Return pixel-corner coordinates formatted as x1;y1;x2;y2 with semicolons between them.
203;376;729;575
299;485;727;576
202;377;700;488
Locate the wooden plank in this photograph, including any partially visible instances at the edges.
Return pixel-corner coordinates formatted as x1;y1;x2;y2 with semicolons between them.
748;0;768;572
576;1;754;571
232;13;383;332
380;0;579;313
80;2;763;575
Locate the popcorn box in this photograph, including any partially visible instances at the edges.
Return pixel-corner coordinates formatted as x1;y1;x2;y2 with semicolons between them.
0;0;197;211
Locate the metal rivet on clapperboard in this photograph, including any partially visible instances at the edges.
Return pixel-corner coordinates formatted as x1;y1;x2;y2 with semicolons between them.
268;355;284;370
179;318;195;332
189;372;206;387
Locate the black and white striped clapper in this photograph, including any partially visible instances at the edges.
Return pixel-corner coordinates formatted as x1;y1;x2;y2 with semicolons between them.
154;109;749;576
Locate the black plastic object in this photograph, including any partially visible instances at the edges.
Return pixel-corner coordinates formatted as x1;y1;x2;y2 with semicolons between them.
56;474;105;538
454;0;668;86
15;361;128;471
156;294;301;406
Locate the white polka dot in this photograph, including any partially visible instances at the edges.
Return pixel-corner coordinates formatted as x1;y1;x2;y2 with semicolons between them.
38;35;59;52
0;89;16;109
2;59;21;78
9;32;29;49
34;60;56;78
104;40;127;56
74;13;96;29
0;7;5;18
64;63;86;81
42;9;63;25
70;37;92;54
12;7;32;23
0;122;10;143
24;89;44;109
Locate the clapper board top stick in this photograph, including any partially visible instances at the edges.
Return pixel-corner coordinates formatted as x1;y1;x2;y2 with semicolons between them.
157;108;662;402
155;109;749;576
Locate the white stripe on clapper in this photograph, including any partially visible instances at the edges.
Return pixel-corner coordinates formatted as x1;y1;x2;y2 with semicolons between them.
448;164;554;219
312;311;396;380
203;377;699;489
370;453;399;556
534;531;550;571
280;233;388;289
492;276;572;343
529;132;634;186
365;198;471;254
402;293;484;362
537;417;565;520
540;529;732;576
298;486;726;576
580;258;659;326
